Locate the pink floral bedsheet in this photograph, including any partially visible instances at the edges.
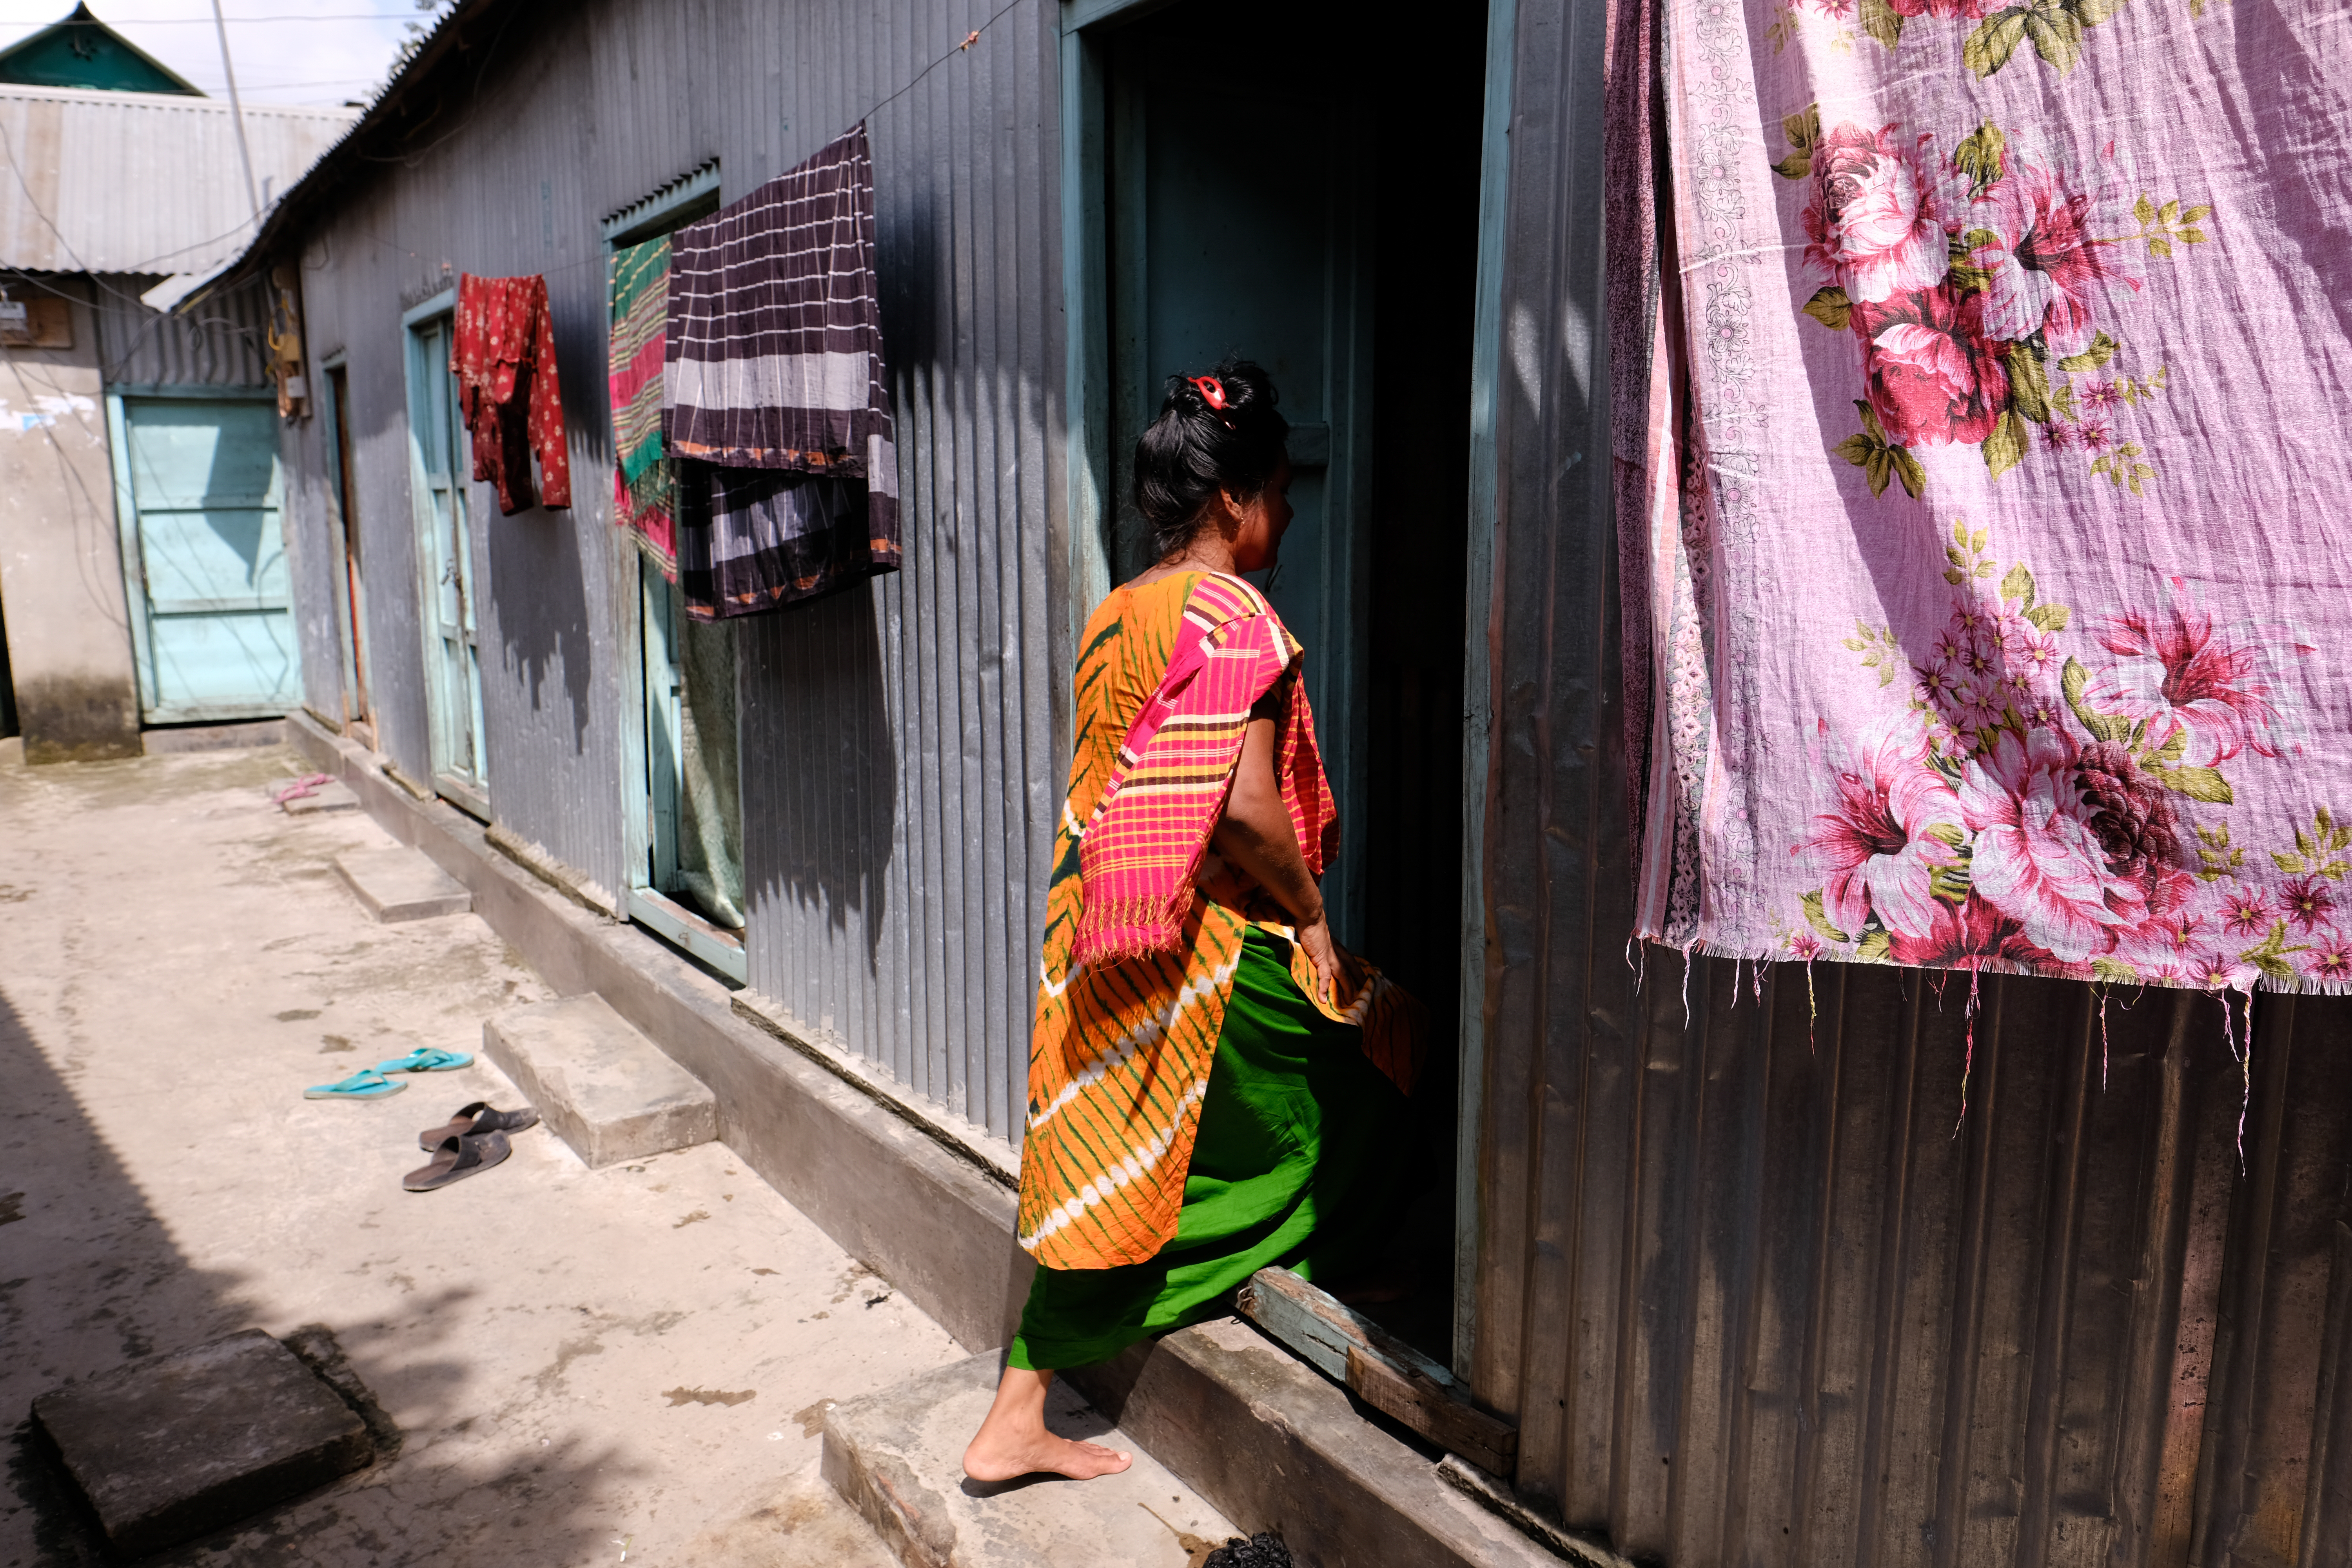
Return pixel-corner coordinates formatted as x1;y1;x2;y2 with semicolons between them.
1630;0;2352;992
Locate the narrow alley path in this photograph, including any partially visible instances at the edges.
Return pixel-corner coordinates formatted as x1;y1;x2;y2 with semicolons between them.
0;742;960;1566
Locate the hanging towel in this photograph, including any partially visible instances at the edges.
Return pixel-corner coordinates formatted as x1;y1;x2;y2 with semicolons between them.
607;235;676;575
450;273;571;517
664;122;899;615
1621;0;2347;995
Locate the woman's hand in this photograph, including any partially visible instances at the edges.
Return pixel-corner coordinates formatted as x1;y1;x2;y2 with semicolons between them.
1210;702;1367;1003
1293;914;1365;1005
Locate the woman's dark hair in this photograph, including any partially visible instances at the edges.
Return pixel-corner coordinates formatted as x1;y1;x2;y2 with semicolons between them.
1132;354;1290;561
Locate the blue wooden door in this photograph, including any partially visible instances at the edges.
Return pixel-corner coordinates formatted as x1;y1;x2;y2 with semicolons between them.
405;308;488;806
1107;14;1374;939
112;395;299;722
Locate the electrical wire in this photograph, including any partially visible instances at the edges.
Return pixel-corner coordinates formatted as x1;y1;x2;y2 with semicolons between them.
0;11;453;22
0;114;181;309
0;106;279;381
0;83;352;275
0;112;294;293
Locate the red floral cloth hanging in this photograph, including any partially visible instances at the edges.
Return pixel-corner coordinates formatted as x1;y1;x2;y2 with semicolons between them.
450;273;572;516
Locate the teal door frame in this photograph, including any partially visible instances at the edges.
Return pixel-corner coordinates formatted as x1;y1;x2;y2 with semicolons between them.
602;163;748;985
105;384;298;724
1454;0;1519;1388
1059;0;1518;1383
401;288;491;818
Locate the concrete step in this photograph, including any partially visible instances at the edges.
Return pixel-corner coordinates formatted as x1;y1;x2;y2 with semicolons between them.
30;1328;374;1558
280;778;360;816
483;993;717;1169
332;844;471;921
823;1353;1236;1568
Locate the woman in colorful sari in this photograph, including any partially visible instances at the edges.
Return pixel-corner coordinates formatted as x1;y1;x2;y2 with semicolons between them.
963;358;1425;1483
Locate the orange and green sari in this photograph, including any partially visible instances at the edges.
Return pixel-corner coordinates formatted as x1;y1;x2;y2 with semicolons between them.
1009;571;1424;1370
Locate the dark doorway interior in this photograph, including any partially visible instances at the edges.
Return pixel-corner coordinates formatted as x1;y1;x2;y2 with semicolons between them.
1100;0;1488;1361
0;588;16;739
1357;9;1490;1358
327;364;371;744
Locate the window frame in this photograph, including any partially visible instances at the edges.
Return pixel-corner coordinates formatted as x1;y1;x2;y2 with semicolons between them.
603;162;751;984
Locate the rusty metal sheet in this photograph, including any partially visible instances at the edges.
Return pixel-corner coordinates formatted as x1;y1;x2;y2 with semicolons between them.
0;85;352;275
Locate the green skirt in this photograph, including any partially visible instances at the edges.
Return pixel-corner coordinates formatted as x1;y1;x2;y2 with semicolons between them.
1007;927;1411;1371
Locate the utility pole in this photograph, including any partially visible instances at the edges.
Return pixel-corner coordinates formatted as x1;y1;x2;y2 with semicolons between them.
209;0;262;226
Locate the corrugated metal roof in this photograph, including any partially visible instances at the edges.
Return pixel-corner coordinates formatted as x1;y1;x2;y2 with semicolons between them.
0;82;355;274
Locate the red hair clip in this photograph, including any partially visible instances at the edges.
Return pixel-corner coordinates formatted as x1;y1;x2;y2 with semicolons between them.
1187;375;1228;411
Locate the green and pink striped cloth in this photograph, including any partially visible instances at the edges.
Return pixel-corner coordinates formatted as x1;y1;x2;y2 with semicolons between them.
607;233;674;575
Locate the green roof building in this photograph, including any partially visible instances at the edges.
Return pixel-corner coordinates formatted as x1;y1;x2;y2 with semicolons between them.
0;5;202;97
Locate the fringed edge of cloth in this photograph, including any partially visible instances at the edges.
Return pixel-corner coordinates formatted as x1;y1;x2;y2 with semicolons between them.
1069;887;1196;967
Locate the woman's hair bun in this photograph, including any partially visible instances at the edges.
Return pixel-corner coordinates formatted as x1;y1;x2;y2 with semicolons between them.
1132;354;1290;563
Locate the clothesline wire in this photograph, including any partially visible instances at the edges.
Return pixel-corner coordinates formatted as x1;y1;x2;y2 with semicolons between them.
340;0;1031;274
858;0;1029;129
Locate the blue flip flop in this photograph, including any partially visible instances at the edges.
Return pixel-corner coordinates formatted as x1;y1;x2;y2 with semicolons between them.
374;1047;474;1074
305;1069;408;1101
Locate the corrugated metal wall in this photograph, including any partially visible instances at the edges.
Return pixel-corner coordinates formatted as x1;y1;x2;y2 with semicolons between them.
93;274;272;387
1465;0;2352;1561
737;0;1060;1139
281;0;1062;1141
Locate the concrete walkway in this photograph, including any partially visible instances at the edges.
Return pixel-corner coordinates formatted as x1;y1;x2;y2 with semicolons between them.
0;744;964;1566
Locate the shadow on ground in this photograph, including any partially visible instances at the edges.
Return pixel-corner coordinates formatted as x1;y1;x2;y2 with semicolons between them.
0;752;647;1568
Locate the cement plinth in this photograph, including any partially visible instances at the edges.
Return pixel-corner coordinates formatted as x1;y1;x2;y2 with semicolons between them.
145;719;288;755
484;993;717;1168
284;779;361;816
332;844;470;919
822;1354;1234;1568
31;1329;372;1558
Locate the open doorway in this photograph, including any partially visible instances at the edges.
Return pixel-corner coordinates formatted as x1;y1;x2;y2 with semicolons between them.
322;361;373;748
0;588;16;739
1080;0;1489;1363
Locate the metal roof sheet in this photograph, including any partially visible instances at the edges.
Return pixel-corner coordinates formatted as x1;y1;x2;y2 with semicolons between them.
0;82;356;274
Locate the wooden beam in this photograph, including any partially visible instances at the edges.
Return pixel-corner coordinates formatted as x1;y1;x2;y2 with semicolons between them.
1234;1267;1519;1476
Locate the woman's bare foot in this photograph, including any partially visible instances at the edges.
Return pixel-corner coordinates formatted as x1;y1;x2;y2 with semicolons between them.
962;1366;1134;1482
962;1427;1134;1483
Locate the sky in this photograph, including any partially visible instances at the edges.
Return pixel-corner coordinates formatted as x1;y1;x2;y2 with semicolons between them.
0;0;453;107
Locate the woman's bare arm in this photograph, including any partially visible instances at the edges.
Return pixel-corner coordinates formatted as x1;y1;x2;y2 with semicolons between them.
1209;711;1359;995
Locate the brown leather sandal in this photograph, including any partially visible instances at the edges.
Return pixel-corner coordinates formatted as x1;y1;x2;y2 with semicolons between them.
416;1102;541;1151
403;1129;512;1192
